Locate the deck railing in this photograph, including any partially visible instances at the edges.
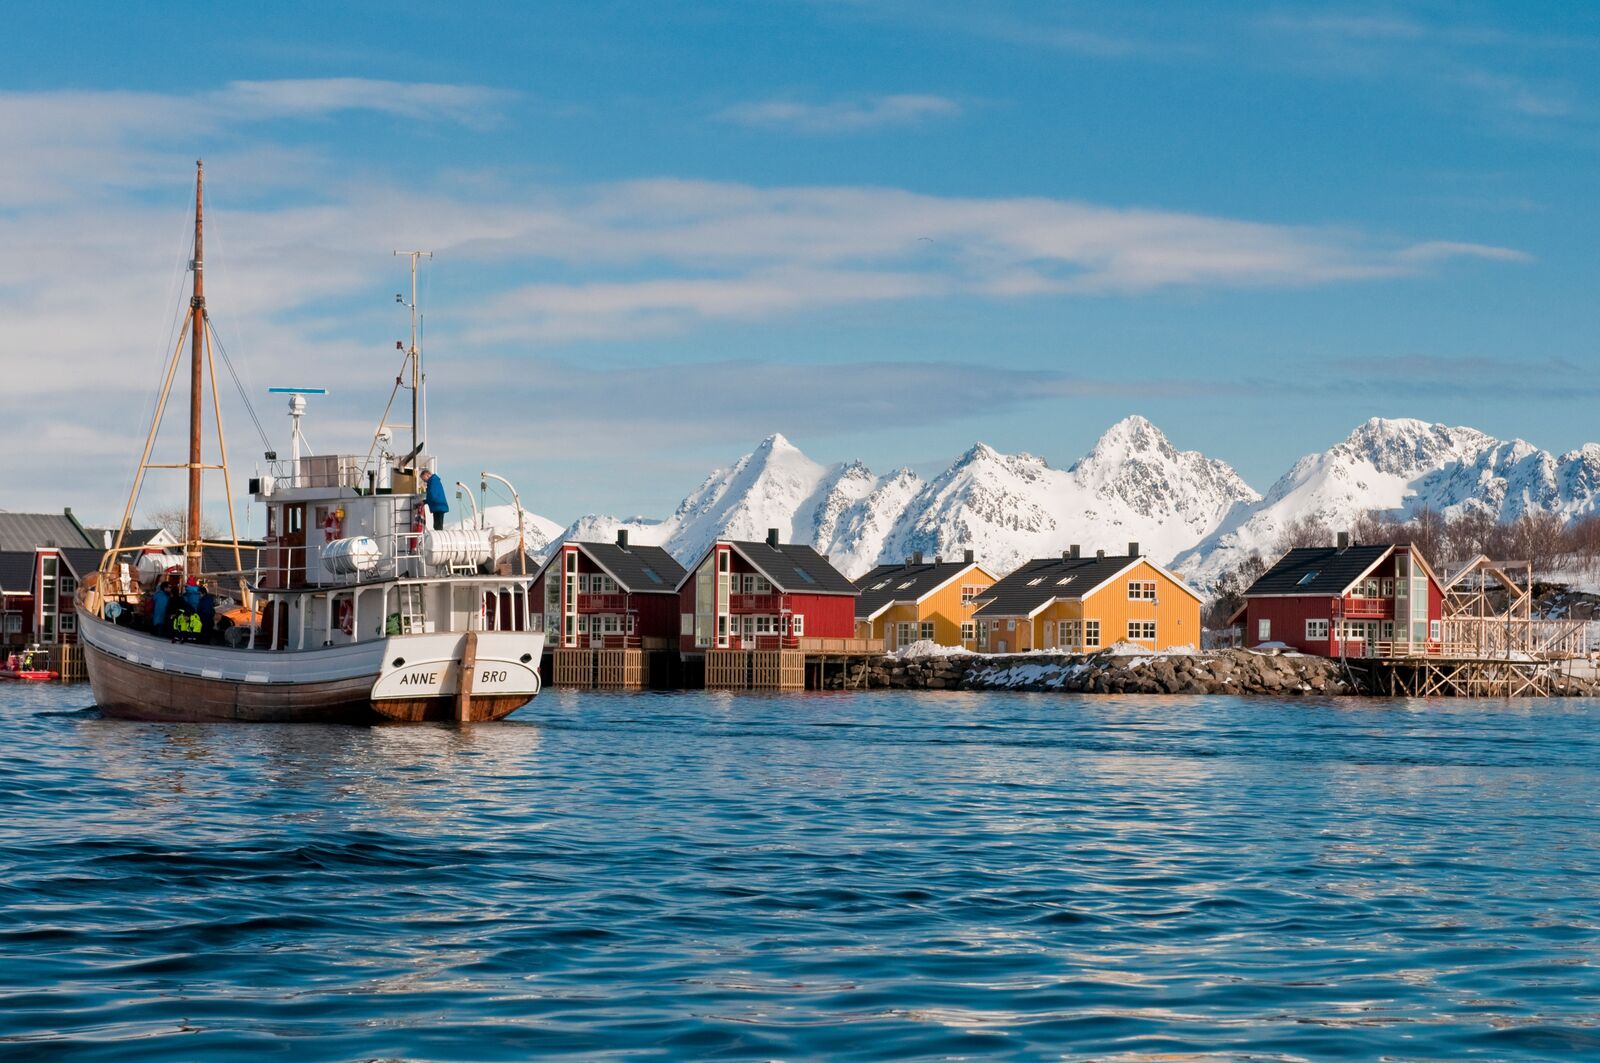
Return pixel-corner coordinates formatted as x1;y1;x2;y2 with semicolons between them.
1340;596;1393;619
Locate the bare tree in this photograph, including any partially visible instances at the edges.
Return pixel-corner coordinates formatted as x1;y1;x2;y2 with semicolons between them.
1506;511;1567;569
1206;553;1267;629
144;507;222;542
1275;514;1334;553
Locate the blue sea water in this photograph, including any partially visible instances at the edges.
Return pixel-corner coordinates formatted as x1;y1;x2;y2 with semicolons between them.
3;685;1600;1060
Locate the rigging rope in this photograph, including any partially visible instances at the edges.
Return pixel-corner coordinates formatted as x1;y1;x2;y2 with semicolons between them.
204;314;274;454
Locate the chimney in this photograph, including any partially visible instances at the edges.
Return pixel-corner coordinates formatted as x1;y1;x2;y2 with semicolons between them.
1070;544;1080;559
766;527;780;548
1337;531;1350;550
616;528;629;549
912;550;924;565
1096;549;1105;559
1128;541;1139;557
963;548;974;564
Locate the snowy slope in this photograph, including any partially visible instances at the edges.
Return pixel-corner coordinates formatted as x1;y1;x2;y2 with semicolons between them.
1176;418;1600;587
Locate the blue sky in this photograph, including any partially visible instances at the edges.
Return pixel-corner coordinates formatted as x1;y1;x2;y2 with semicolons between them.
3;1;1598;526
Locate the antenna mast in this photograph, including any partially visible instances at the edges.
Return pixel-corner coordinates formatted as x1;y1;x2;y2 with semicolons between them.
394;250;432;466
187;160;206;580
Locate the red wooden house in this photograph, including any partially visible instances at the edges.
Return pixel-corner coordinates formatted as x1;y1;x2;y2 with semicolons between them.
532;531;687;649
676;530;858;652
1238;536;1445;657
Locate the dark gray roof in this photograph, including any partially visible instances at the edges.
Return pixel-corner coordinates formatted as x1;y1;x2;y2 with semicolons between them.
853;561;981;618
0;512;94;552
202;542;262;578
0;551;35;594
60;548;105;580
85;527;168;548
971;554;1142;618
730;541;856;596
579;541;687;593
1244;545;1390;597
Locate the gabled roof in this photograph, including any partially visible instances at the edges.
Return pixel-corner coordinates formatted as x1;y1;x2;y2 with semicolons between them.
852;560;993;620
0;551;35;595
0;511;94;552
59;548;105;581
1243;545;1391;597
675;540;857;596
536;540;687;593
971;553;1202;618
85;527;174;549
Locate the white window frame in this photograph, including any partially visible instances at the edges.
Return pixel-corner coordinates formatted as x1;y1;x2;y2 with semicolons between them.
919;621;934;641
1127;620;1156;642
960;621;976;642
1127;580;1157;600
1306;619;1329;640
1429;619;1441;641
791;614;804;637
1257;618;1271;642
1083;620;1099;646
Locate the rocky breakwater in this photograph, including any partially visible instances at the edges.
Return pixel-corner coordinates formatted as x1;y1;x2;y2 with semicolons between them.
830;649;1362;695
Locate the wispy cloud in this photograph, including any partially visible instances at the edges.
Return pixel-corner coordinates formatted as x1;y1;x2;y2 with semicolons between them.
717;93;961;133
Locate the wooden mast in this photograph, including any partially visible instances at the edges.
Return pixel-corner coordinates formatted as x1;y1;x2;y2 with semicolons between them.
186;160;206;580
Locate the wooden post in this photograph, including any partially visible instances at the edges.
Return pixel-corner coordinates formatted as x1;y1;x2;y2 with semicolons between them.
456;630;478;722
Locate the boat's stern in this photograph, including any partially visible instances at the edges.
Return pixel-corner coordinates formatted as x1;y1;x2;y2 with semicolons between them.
369;630;544;722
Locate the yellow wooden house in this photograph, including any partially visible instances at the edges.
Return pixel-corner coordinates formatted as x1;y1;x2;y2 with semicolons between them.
971;543;1202;654
852;551;999;651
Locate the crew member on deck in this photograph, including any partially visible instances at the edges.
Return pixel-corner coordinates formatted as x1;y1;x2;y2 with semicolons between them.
421;469;449;531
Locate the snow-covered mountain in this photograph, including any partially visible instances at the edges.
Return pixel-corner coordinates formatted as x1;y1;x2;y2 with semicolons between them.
492;415;1600;593
525;418;1258;579
1175;418;1600;586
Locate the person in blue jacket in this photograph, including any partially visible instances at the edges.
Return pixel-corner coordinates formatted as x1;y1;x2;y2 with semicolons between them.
151;582;172;633
421;469;449;531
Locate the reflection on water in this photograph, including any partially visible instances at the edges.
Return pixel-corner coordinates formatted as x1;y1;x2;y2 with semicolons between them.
4;683;1600;1059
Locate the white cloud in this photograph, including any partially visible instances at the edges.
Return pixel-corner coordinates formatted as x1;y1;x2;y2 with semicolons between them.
717;93;961;133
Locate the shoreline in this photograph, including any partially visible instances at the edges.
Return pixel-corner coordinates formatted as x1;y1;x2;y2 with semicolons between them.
829;648;1599;697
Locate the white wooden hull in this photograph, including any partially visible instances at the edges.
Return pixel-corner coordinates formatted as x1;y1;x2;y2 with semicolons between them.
78;610;544;723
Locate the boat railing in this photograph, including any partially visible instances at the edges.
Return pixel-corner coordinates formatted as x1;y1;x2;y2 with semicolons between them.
267;455;368;491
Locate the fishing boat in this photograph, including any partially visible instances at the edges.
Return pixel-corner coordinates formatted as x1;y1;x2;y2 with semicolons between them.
75;162;544;723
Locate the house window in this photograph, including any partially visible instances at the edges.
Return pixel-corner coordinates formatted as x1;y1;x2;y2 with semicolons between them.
58;613;76;635
1127;620;1156;641
1127;580;1157;600
960;621;976;642
960;585;982;606
577;616;589;634
2;614;20;634
1056;576;1073;586
1382;621;1395;640
872;580;890;591
1381;578;1395;597
1257;618;1271;642
1027;577;1043;586
1058;620;1080;647
897;580;915;590
1083;620;1099;646
919;621;934;641
791;615;804;636
1306;619;1329;640
60;576;77;595
1430;619;1441;641
1296;571;1319;587
1006;619;1015;630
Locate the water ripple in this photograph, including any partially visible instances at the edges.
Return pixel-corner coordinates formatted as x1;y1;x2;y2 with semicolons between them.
2;684;1600;1058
